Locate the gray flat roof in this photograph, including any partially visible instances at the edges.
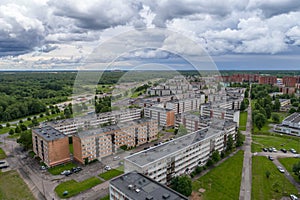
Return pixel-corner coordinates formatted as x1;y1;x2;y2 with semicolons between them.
76;118;155;138
33;126;66;141
284;112;300;123
110;171;188;200
125;127;222;167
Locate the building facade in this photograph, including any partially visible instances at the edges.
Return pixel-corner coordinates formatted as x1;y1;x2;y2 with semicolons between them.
144;106;175;127
124;124;236;184
73;118;158;164
32;126;71;167
274;112;300;136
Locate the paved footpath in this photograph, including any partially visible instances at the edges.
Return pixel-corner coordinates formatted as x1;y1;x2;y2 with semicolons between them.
239;98;252;200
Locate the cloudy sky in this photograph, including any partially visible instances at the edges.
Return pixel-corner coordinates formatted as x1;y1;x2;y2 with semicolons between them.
1;0;300;71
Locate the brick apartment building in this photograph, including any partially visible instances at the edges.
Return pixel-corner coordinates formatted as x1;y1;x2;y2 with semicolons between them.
258;76;277;85
32;126;71;167
282;76;300;87
144;106;175;127
73;118;158;164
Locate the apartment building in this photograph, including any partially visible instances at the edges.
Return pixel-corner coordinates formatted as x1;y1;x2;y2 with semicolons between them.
144;106;175;127
200;104;240;126
73;118;158;164
165;96;205;114
176;113;210;132
45;108;142;135
258;76;277;85
110;171;188;200
282;76;300;87
274;112;300;136
32;126;71;167
124;125;236;184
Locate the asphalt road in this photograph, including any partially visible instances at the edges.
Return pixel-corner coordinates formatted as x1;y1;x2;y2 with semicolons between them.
239;97;253;200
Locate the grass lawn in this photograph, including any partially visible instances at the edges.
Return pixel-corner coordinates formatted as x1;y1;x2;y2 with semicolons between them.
278;157;300;183
55;177;102;198
252;134;300;153
0;127;11;135
0;148;6;159
192;151;244;200
69;144;74;154
252;156;298;200
252;142;263;153
239;111;248;131
0;170;35;200
99;169;124;181
48;162;77;175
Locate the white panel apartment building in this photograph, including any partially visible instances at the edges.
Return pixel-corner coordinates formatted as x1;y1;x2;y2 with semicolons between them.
274;112;300;136
200;104;240;126
45;108;142;135
124;123;236;184
165;95;205;114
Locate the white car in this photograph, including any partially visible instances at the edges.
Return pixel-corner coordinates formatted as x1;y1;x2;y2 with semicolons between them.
290;194;298;200
277;166;285;173
104;166;111;170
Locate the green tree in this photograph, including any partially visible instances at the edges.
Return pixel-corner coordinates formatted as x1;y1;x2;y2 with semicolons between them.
170;175;192;197
8;129;14;135
176;124;188;138
240;101;246;111
20;124;27;131
289;107;297;114
264;104;272;119
273;99;280;111
15;126;21;134
6;122;10;127
236;131;244;147
17;130;32;150
271;113;280;124
266;170;271;179
254;113;266;130
226;135;234;152
211;150;220;163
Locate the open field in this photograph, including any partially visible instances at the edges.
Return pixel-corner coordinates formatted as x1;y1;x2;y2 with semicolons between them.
252;156;298;200
0;170;35;200
252;134;300;153
279;157;300;183
55;177;102;198
99;168;124;181
192;151;244;200
239;111;248;131
48;162;77;175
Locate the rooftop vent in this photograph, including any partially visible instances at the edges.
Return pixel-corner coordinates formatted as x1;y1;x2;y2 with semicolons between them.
135;188;141;193
162;193;170;199
128;184;133;190
146;196;153;200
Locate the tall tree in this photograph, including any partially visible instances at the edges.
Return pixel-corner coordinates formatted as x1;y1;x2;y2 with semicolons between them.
170;175;192;197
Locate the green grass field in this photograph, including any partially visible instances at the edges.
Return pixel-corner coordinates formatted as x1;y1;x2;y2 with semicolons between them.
252;156;298;200
239;111;248;131
100;195;110;200
99;169;124;181
0;148;6;159
252;134;300;153
192;151;244;200
278;157;300;183
0;170;35;200
55;177;102;198
48;162;77;175
69;144;74;154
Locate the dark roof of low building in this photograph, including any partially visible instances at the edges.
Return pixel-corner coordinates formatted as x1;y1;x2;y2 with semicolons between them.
32;126;66;141
110;171;188;200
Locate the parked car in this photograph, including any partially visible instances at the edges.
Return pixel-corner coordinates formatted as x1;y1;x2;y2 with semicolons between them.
272;147;277;152
65;170;72;176
262;148;268;152
104;166;111;170
268;147;273;152
277;166;285;173
290;149;297;154
290;194;298;200
61;170;71;175
281;148;287;153
268;155;274;161
40;166;47;170
113;156;120;161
